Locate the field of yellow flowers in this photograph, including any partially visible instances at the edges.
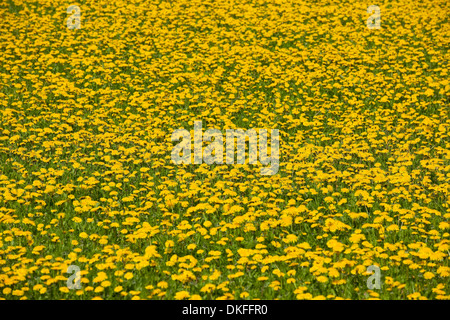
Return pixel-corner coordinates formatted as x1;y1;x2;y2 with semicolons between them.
0;0;449;300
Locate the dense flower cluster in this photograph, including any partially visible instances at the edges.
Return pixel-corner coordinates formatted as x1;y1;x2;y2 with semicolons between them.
0;0;449;300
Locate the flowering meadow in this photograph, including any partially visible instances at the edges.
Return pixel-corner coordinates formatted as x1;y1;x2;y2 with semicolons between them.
0;0;449;300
